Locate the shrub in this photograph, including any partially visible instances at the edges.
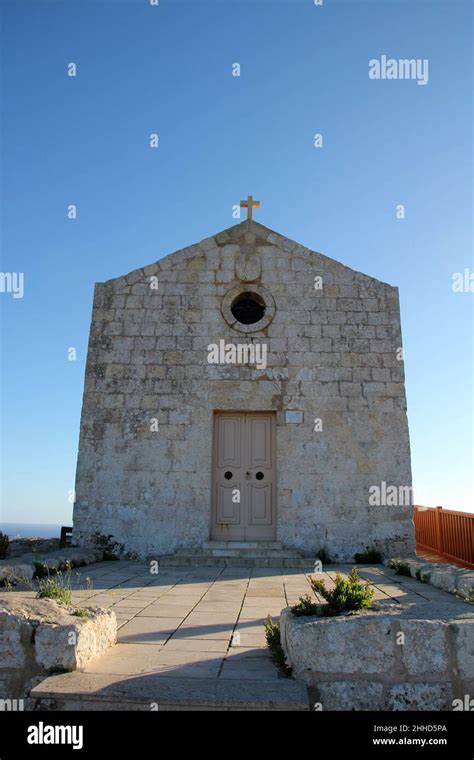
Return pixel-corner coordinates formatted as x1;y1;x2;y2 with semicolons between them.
92;533;122;561
0;531;10;560
263;616;292;676
309;567;374;615
353;548;383;564
316;547;332;564
291;594;320;617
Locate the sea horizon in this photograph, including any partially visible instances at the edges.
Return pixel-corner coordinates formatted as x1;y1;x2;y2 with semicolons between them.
0;522;62;539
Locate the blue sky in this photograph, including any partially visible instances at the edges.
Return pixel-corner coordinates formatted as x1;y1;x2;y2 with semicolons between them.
0;0;472;526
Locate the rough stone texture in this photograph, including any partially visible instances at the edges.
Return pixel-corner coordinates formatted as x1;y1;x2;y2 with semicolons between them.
398;620;448;675
386;683;451;712
35;607;116;671
0;598;116;698
452;621;474;681
283;612;396;675
280;603;474;711
387;557;474;602
73;219;415;561
313;680;384;711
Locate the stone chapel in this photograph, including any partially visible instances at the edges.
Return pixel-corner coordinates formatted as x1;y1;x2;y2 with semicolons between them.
73;211;415;564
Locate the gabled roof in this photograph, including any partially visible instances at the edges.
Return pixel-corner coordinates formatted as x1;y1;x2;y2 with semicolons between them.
103;219;396;291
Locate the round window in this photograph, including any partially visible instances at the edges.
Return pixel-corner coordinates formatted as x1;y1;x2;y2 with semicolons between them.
221;284;276;334
230;292;266;325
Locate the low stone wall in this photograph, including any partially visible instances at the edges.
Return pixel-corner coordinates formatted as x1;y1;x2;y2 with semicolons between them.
5;538;60;559
387;557;474;602
0;547;104;585
0;598;116;699
280;605;474;710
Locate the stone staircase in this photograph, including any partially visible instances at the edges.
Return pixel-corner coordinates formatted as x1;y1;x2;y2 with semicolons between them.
159;541;313;568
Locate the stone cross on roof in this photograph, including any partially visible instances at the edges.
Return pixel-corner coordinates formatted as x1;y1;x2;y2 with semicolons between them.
240;195;260;220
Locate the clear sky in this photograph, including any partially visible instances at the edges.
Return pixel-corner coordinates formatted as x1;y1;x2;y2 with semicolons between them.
0;0;472;527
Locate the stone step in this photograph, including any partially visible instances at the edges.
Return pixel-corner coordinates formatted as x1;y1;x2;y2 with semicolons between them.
173;548;302;558
30;672;309;711
159;555;313;568
202;541;284;550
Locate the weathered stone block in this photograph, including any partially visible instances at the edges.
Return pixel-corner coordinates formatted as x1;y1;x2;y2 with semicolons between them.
35;607;116;671
452;621;474;681
316;680;384;711
386;683;451;711
398;620;449;675
280;609;395;678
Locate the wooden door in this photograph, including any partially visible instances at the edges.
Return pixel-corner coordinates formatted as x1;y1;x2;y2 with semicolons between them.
211;412;276;541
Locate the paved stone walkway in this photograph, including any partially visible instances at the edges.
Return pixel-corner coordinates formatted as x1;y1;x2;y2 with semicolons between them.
20;561;472;709
65;561;470;677
71;562;311;681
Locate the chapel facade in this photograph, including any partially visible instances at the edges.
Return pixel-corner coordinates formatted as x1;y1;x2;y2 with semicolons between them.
73;218;415;561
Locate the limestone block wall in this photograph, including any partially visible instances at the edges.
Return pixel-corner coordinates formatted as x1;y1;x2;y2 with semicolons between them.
280;606;474;711
73;220;415;560
0;599;116;698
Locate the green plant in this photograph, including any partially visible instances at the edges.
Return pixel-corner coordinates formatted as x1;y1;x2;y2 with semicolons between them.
92;533;122;561
353;548;383;564
36;567;73;607
310;567;374;615
72;608;89;618
291;594;320;617
390;559;412;577
263;616;292;676
316;547;332;564
0;531;10;560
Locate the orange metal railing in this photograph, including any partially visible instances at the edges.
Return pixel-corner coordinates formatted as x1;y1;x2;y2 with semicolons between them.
413;506;474;569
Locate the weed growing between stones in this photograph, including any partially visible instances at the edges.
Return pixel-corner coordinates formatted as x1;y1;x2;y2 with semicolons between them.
390;559;412;577
309;567;374;615
264;616;292;676
72;608;90;618
353;547;383;563
35;561;94;608
36;564;73;606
